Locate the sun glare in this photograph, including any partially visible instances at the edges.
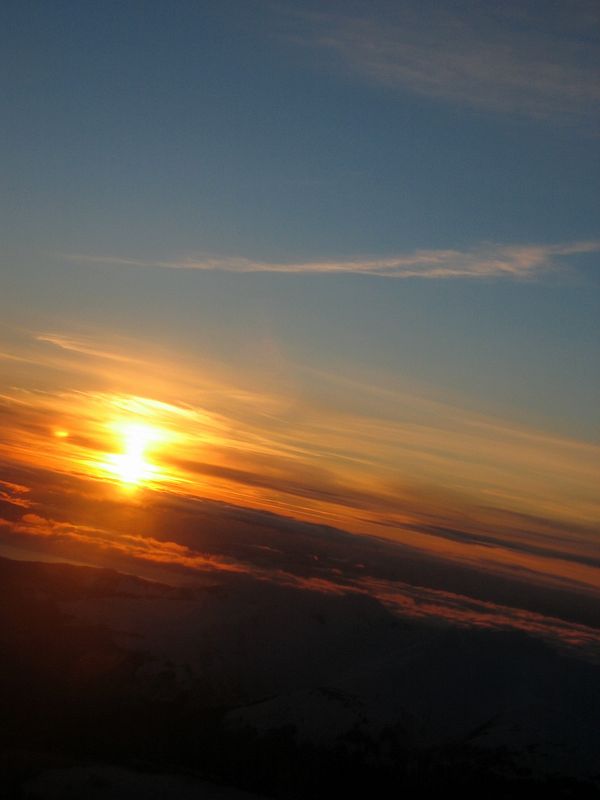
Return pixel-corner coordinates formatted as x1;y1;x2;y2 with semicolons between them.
104;421;165;487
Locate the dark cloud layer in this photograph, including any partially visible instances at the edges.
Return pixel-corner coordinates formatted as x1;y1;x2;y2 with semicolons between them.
0;461;598;655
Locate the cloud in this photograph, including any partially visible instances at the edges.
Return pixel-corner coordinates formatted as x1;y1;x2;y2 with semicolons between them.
1;339;599;586
0;480;32;509
399;522;600;571
168;454;600;578
0;512;246;575
2;324;599;610
36;334;141;364
290;1;600;126
361;575;600;654
2;457;599;622
64;240;599;280
2;499;600;658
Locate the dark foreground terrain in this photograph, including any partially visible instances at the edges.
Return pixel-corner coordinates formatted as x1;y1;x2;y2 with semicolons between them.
0;555;599;799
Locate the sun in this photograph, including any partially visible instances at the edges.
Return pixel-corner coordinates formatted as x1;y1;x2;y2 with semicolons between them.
104;421;165;487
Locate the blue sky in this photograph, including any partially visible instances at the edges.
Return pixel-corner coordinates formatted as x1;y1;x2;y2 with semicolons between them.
3;1;599;436
4;1;600;254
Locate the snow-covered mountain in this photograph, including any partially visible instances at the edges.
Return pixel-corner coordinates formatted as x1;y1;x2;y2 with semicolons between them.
1;555;598;798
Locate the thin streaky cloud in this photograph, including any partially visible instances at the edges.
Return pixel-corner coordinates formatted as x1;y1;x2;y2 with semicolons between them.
290;2;600;125
63;241;599;280
36;334;143;364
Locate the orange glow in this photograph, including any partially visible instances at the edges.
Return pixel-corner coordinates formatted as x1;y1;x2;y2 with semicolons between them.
1;330;599;597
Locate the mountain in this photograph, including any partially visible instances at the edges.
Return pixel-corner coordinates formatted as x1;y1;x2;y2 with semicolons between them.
1;555;598;798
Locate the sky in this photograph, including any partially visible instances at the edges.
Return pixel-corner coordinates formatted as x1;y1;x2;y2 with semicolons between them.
1;1;599;638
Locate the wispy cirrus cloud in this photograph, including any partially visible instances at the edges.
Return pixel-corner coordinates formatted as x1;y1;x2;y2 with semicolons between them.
288;1;600;126
63;240;599;280
35;333;140;364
